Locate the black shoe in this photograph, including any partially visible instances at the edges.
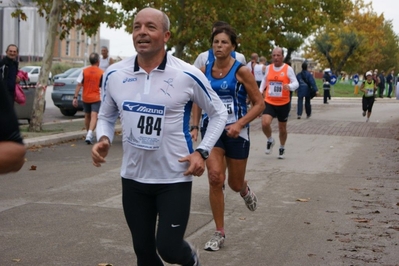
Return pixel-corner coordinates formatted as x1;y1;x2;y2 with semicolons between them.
297;116;301;119
278;148;285;159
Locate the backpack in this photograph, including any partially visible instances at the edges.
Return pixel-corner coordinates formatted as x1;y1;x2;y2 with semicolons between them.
300;71;316;99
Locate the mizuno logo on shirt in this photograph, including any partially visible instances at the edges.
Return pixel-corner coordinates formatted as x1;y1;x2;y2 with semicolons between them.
123;102;165;115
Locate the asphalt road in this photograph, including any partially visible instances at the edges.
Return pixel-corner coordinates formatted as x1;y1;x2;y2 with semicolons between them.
2;98;399;266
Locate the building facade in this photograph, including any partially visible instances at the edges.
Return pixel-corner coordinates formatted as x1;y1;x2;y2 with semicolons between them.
0;0;103;63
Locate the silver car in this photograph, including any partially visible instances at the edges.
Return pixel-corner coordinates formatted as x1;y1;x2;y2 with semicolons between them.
51;68;84;116
52;67;80;83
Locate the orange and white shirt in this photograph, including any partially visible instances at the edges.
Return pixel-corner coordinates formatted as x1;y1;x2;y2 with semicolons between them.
77;66;104;103
259;63;298;106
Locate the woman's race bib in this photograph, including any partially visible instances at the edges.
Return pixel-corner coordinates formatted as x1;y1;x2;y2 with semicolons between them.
220;95;236;124
366;88;374;97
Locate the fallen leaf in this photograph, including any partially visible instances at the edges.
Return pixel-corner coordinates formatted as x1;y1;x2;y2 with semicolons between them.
307;254;316;257
71;144;75;147
29;165;37;171
238;217;246;220
98;264;113;266
12;259;21;262
296;198;310;202
353;218;369;223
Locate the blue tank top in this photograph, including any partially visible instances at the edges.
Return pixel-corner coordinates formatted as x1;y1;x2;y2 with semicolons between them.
203;60;248;127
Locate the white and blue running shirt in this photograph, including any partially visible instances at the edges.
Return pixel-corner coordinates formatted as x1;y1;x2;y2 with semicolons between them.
97;53;227;184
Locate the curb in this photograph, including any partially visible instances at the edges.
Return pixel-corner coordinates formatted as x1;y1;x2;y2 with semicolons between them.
24;125;122;148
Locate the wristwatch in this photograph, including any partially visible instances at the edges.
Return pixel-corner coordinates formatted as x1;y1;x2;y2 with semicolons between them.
190;125;199;132
195;148;209;160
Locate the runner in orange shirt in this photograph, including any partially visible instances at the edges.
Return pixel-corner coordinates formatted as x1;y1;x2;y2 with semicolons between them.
259;47;299;159
73;52;104;144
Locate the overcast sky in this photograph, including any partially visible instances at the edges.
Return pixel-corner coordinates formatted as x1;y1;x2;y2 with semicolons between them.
100;0;399;57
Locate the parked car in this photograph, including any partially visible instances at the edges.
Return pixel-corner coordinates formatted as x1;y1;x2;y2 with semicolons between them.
20;66;52;85
52;67;79;82
51;68;84;116
14;84;46;123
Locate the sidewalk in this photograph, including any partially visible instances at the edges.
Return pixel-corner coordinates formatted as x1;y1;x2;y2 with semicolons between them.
21;118;122;148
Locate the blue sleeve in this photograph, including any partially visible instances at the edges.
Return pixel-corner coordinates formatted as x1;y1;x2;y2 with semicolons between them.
308;72;318;91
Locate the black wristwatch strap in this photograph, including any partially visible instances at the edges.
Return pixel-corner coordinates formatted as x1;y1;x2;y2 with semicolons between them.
190;125;199;131
195;148;209;160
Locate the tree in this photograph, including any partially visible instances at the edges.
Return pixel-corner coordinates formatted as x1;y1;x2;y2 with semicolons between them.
304;0;399;75
116;0;350;62
28;0;62;132
13;0;124;131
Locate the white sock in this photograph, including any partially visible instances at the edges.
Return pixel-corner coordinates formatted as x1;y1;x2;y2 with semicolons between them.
87;130;93;137
268;137;274;142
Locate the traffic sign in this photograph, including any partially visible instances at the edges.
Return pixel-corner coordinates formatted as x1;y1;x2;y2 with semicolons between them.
353;74;359;85
330;75;337;85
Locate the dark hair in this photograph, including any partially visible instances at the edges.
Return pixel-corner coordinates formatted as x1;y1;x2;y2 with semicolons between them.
212;21;229;29
89;52;100;65
6;44;18;53
302;62;308;70
211;25;238;50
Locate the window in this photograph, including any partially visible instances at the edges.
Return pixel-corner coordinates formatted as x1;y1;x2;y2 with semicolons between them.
66;41;70;56
76;42;80;56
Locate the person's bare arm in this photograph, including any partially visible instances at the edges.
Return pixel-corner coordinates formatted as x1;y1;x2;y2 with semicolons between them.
226;66;264;138
0;142;26;174
72;83;82;108
190;66;206;141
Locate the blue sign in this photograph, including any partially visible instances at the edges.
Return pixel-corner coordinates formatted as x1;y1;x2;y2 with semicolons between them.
329;75;337;85
353;74;359;85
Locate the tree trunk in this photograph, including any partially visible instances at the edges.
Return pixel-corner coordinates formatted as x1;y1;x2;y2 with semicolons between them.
28;0;63;132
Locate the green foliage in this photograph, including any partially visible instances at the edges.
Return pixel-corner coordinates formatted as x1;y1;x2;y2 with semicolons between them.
305;0;399;76
13;0;125;39
112;0;350;62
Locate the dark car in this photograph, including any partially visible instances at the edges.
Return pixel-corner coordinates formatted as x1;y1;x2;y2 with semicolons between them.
52;67;79;83
51;68;84;116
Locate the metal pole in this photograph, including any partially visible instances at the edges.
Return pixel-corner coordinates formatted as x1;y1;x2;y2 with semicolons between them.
17;13;20;61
